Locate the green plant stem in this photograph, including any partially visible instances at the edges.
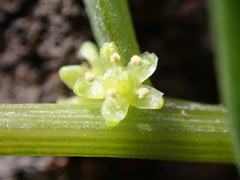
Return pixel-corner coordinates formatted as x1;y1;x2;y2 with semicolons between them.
209;1;240;170
0;98;233;163
83;0;140;64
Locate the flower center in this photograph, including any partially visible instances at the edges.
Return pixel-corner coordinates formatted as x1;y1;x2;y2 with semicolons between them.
103;67;134;95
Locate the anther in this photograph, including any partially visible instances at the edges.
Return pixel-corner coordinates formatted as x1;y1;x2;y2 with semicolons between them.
110;53;121;63
138;87;149;98
131;55;142;66
107;88;117;98
84;72;95;82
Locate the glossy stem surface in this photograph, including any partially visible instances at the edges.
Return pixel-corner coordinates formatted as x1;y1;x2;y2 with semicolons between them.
0;98;233;163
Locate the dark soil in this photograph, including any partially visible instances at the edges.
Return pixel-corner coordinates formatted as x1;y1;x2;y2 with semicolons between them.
0;0;237;179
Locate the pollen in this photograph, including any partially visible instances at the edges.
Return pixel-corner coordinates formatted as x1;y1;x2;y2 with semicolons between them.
110;53;121;63
107;88;117;98
84;72;95;82
131;55;142;66
137;87;149;98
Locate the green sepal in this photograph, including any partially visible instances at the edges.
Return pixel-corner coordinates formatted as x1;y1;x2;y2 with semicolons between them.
130;85;164;109
59;65;88;89
100;42;124;71
101;97;129;127
77;41;103;75
127;52;158;83
73;77;104;99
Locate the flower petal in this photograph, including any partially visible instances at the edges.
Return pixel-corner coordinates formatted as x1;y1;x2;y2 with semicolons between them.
59;65;88;89
73;77;104;99
130;85;164;109
100;42;124;71
101;97;129;127
127;52;158;82
77;41;103;75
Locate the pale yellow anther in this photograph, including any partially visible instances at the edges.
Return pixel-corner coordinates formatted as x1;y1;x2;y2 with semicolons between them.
110;53;121;63
138;87;149;98
131;55;142;66
84;72;95;82
107;88;117;98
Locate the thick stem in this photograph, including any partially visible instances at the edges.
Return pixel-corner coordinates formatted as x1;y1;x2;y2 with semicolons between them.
0;98;233;163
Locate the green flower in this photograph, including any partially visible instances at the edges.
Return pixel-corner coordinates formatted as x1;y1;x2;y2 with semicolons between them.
58;41;103;104
59;41;164;127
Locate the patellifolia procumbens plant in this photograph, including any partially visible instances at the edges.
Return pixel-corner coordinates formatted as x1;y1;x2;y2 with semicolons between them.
1;0;240;170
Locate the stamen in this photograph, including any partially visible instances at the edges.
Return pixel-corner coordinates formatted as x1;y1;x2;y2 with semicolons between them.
110;53;121;63
138;87;149;98
84;72;95;82
131;55;142;66
107;88;117;98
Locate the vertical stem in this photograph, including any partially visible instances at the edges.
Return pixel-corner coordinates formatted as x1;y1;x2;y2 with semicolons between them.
83;0;140;64
209;0;240;171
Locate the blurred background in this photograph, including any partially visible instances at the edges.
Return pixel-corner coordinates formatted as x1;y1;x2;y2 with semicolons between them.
0;0;238;179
